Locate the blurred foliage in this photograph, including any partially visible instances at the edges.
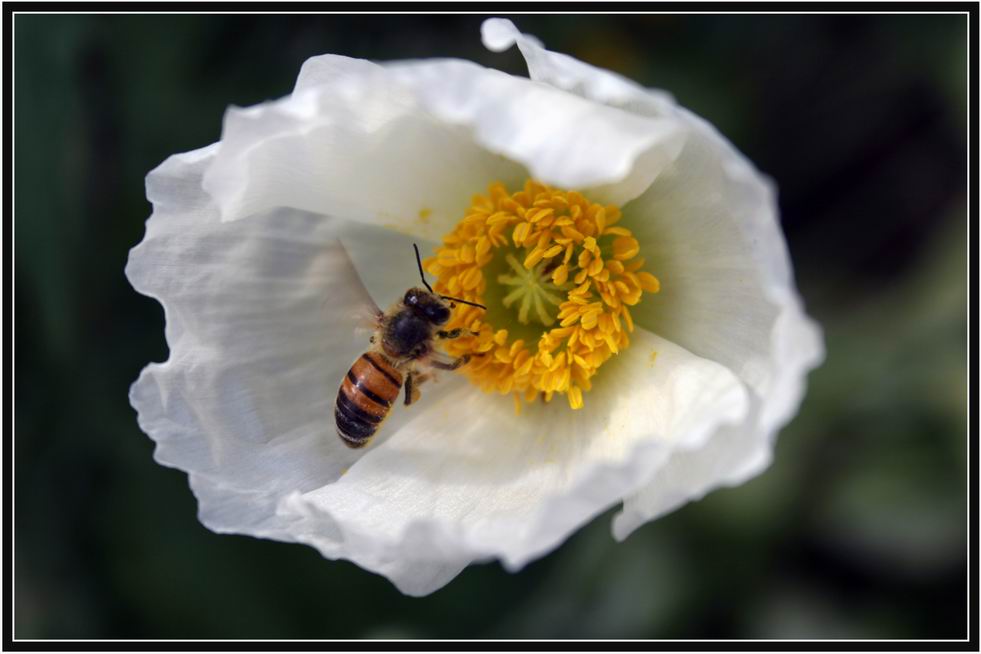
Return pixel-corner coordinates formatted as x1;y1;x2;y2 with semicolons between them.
14;14;967;639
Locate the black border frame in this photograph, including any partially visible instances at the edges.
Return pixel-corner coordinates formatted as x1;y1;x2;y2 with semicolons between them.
4;2;976;650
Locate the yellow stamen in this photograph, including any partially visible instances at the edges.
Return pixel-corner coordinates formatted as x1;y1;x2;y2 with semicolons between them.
424;180;660;411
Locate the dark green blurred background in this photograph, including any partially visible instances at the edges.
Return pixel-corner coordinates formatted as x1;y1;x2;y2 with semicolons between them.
14;14;968;639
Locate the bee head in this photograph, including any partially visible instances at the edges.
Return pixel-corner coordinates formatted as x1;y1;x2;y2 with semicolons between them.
404;288;451;325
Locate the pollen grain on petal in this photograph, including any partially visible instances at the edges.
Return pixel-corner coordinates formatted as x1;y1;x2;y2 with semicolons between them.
424;179;660;410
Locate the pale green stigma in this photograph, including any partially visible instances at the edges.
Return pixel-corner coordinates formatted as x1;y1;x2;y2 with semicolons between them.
497;254;569;326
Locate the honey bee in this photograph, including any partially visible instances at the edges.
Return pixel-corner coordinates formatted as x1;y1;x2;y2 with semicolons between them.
334;242;485;449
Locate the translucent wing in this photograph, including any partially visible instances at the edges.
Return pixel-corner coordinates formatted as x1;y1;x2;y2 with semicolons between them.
323;239;384;337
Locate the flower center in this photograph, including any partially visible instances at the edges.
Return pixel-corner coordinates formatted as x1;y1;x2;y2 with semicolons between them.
498;253;568;327
424;180;660;412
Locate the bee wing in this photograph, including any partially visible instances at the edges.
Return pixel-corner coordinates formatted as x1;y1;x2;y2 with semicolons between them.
323;239;384;334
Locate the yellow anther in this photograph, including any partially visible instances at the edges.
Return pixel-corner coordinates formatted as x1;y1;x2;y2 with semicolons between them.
543;244;564;259
594;208;607;233
578;315;595;331
563;243;575;264
524;247;546;270
437;250;460;266
462;266;483;290
621;306;634;332
613;236;640;260
512;221;531;246
423;180;660;410
530;208;553;223
637;271;661;293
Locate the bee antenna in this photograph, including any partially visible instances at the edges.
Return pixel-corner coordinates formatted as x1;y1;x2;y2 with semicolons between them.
441;295;487;311
412;243;435;294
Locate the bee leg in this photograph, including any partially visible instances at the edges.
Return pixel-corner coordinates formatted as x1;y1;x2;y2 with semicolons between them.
428;354;471;371
404;371;431;406
436;327;482;339
404;372;417;406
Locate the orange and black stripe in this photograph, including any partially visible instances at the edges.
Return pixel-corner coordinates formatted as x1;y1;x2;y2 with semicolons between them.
335;352;403;448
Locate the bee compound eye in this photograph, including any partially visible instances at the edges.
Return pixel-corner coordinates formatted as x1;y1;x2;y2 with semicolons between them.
428;305;450;324
404;290;418;305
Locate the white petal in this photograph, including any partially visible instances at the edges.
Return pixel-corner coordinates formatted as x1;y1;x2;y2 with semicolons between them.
202;55;524;240
128;145;432;549
479;17;686;205
280;328;748;595
610;111;823;538
625;109;823;427
611;406;772;541
205;42;684;235
385;59;685;205
481;18;676;118
489;19;824;538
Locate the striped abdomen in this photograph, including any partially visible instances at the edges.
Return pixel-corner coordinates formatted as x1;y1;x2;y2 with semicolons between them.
335;352;403;448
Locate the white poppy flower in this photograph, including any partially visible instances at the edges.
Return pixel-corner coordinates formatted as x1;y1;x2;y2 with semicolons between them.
127;18;824;596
